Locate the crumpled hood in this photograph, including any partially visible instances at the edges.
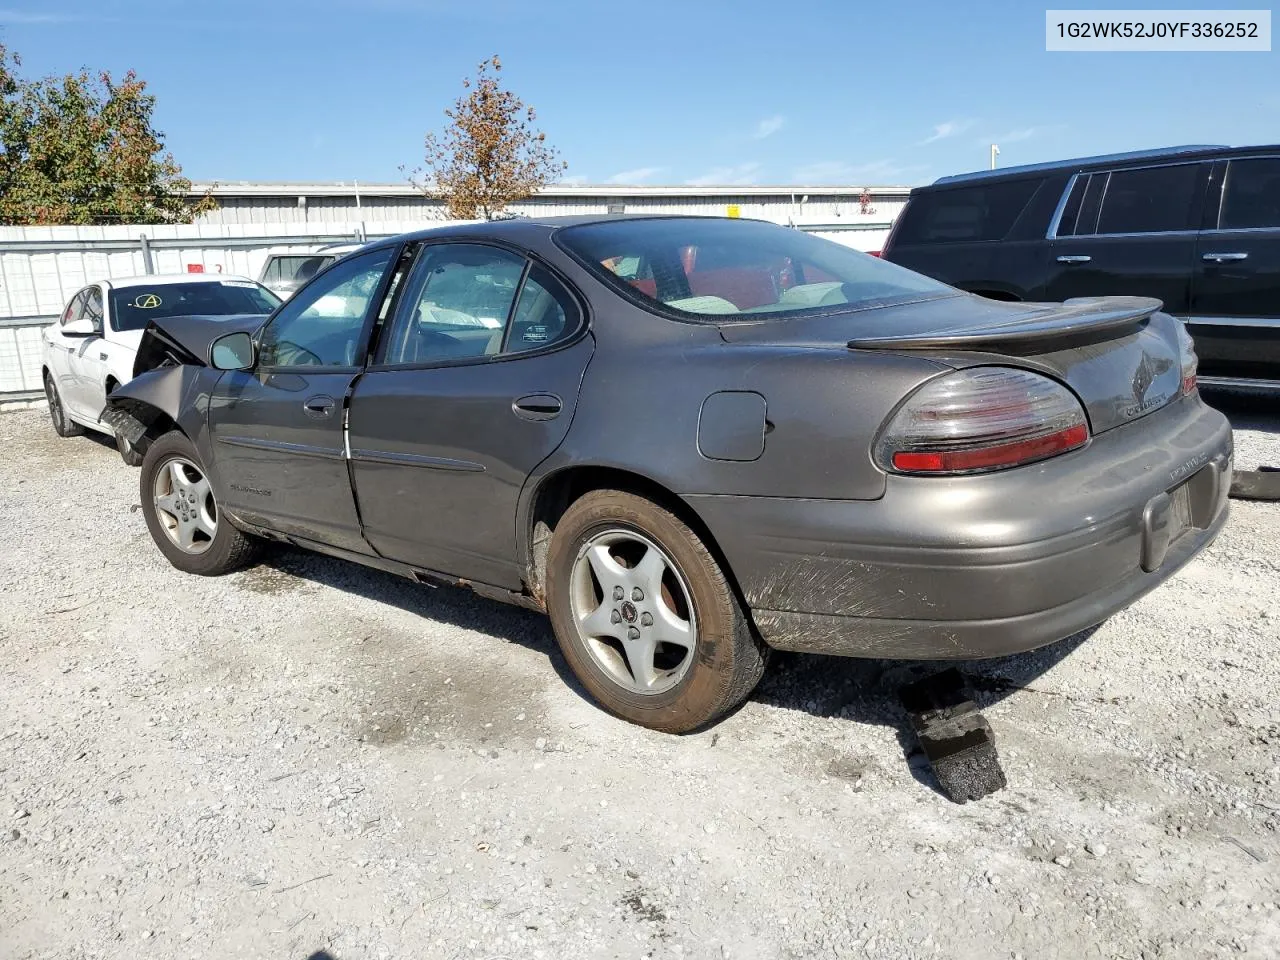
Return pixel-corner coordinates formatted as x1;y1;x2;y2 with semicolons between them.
132;313;267;376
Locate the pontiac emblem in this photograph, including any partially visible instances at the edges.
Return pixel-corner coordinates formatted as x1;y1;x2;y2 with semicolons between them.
1132;352;1157;404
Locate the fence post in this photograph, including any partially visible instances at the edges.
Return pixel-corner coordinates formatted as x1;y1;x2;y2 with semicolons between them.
139;233;155;274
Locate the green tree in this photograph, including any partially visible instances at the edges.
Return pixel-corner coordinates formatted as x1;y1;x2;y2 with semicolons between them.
0;44;212;225
405;55;566;220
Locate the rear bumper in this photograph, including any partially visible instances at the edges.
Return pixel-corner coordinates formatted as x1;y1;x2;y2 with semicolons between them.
687;396;1233;659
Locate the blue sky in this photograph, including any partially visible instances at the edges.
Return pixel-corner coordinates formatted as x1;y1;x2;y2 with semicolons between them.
3;0;1277;186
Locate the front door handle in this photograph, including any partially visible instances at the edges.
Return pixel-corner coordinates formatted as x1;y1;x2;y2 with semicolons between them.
303;395;336;418
1202;252;1248;263
1056;255;1092;264
512;393;563;421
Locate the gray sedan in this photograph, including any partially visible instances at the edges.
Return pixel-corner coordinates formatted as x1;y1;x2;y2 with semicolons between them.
104;215;1232;733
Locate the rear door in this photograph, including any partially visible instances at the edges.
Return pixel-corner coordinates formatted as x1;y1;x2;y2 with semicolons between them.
348;242;593;589
209;245;399;551
1044;161;1209;314
1189;156;1280;383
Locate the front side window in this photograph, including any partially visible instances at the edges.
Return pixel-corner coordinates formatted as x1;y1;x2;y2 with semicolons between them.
1094;164;1200;235
109;281;281;332
84;287;104;330
559;217;951;320
893;179;1041;245
381;244;579;365
60;290;88;326
258;247;393;367
1220;158;1280;230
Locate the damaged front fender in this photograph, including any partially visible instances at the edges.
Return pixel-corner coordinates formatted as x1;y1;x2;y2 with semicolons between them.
100;365;209;453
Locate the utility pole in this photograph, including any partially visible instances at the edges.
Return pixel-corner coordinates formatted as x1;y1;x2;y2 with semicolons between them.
990;144;1000;170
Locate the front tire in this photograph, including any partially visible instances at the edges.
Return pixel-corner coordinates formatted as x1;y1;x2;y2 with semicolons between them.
139;430;259;576
545;489;768;733
44;373;85;438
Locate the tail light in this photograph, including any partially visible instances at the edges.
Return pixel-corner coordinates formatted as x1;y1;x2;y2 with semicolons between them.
1177;323;1198;395
878;368;1090;475
866;250;882;258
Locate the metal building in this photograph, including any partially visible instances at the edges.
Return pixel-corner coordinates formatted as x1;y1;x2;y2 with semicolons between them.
191;182;909;251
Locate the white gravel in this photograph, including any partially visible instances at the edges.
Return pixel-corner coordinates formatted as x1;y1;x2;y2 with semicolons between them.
2;399;1278;960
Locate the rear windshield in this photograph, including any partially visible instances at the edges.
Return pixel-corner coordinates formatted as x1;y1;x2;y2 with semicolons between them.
892;179;1042;244
110;281;281;331
558;218;950;320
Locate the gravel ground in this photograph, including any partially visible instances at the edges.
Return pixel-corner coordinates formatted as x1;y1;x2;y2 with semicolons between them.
2;397;1278;960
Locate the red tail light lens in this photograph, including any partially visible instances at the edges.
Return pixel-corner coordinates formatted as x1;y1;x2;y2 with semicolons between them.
878;368;1090;475
866;250;882;258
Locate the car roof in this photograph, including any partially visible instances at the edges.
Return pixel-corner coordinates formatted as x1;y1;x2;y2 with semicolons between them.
101;274;258;289
360;213;761;251
924;143;1274;189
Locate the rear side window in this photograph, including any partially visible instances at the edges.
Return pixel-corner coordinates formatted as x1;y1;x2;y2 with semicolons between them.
1220;158;1280;229
1094;164;1200;235
894;179;1041;244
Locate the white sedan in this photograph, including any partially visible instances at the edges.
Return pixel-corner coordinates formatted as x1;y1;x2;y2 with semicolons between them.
41;274;280;463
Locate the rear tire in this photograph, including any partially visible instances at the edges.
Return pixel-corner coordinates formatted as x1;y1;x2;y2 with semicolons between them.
545;489;768;733
44;374;85;438
140;430;259;576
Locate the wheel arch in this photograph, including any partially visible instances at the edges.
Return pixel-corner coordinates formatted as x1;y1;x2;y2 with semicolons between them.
522;464;749;618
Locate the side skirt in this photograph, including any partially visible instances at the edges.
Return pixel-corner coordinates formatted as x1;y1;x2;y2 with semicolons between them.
229;515;547;614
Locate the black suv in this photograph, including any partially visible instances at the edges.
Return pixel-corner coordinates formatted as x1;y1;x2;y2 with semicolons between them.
882;145;1280;390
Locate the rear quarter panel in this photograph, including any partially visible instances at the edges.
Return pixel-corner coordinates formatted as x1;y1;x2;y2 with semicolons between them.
531;300;947;503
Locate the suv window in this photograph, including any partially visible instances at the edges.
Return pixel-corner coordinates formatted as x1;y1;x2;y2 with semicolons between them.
1094;164;1200;235
381;244;578;365
894;179;1042;244
258;247;393;367
1220;158;1280;230
84;287;104;330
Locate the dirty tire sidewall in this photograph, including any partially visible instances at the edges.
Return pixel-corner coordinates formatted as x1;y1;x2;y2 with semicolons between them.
546;489;767;734
44;374;84;438
139;430;259;577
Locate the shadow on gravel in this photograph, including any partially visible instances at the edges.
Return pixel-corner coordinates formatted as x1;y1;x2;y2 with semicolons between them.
258;547;587;699
751;628;1097;796
261;545;1100;798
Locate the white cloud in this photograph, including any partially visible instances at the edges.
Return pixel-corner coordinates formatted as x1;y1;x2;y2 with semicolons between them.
920;119;974;145
605;167;664;185
753;115;785;139
685;162;762;187
791;159;925;184
556;174;589;186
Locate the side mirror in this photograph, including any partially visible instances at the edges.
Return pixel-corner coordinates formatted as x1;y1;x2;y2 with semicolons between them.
62;316;98;337
210;331;256;371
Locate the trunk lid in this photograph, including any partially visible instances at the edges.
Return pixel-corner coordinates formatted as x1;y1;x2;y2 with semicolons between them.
717;294;1183;435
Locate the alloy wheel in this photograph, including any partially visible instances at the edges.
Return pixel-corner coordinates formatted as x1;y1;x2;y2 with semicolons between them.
569;528;697;695
152;457;218;554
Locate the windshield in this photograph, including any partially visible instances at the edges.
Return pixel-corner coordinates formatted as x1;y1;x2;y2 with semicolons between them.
558;217;952;320
110;281;281;331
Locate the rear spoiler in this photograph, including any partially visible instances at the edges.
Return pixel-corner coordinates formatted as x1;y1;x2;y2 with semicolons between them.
846;296;1161;351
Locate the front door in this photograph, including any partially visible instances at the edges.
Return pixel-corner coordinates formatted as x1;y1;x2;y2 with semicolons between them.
67;286;110;421
1043;162;1208;315
348;242;594;589
1188;156;1280;382
209;245;398;551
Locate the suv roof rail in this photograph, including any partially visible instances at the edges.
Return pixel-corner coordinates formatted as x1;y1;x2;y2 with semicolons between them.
932;145;1229;186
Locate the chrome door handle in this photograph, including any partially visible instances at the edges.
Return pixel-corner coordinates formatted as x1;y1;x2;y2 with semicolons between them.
1202;252;1248;263
1056;255;1092;264
303;395;336;418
